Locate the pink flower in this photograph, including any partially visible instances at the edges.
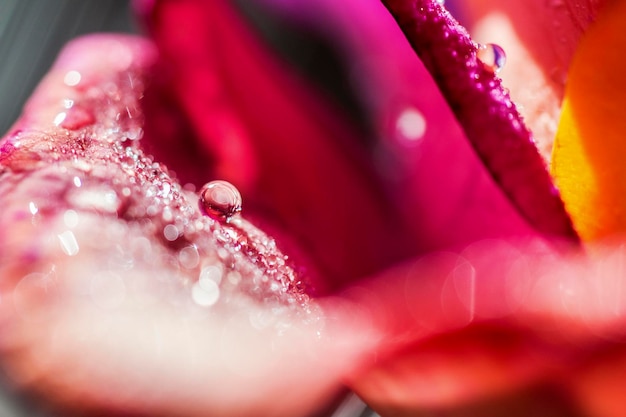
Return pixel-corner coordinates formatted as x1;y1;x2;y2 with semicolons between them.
0;0;624;416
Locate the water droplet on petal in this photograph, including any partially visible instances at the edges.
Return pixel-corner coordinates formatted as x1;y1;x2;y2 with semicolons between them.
199;180;242;222
63;209;79;228
64;70;82;87
477;43;507;73
436;0;445;5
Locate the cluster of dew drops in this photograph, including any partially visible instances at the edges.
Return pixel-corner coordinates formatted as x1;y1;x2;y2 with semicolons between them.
0;54;313;322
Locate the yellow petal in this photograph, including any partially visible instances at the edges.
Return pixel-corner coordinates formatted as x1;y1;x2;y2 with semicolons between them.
552;0;626;241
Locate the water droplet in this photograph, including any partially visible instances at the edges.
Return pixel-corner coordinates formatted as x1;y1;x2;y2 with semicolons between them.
64;70;82;87
436;0;445;5
199;180;242;222
63;209;79;228
477;43;507;73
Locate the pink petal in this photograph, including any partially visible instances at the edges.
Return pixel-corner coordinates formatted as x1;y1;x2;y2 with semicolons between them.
139;0;556;291
457;0;606;157
346;240;626;415
0;34;377;417
381;0;579;242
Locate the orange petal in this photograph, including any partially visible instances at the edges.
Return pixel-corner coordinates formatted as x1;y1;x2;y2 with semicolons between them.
551;0;626;241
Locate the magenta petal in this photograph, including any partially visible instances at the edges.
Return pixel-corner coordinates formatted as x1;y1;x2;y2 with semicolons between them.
381;0;579;242
139;0;430;291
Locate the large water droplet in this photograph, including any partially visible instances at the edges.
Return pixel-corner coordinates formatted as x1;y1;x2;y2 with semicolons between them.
477;43;507;73
199;180;242;222
63;70;82;87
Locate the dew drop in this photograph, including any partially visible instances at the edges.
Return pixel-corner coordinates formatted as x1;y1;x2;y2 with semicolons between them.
63;209;79;228
199;180;242;222
436;0;445;5
477;43;507;73
63;70;82;87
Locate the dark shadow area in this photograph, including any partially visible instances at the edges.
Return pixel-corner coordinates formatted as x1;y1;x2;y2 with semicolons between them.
0;0;136;135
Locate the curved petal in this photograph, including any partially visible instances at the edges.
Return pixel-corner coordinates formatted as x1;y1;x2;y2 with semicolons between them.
381;0;578;242
138;0;559;291
139;0;430;291
552;0;626;242
0;34;378;417
347;240;626;416
249;0;540;255
456;0;605;158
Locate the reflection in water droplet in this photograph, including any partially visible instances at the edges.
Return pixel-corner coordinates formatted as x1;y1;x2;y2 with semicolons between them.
199;180;242;222
477;43;507;73
396;107;427;143
73;176;82;188
58;230;80;256
436;0;445;5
